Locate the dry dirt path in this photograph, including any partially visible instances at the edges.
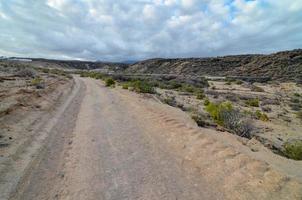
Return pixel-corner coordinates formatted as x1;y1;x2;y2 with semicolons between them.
10;77;222;200
8;77;302;200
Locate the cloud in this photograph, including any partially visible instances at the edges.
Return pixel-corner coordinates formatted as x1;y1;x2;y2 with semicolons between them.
0;0;301;61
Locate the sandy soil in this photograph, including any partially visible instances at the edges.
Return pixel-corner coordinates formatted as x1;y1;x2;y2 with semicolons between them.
156;79;302;154
2;77;302;200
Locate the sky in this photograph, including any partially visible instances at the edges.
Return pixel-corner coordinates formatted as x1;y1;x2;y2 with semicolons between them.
0;0;301;61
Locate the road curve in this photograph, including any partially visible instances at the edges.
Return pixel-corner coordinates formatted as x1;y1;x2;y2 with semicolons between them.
10;77;222;200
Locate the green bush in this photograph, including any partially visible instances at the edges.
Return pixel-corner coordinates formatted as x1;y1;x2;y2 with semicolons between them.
205;101;233;125
31;77;43;85
196;91;205;100
204;98;210;106
205;101;252;138
122;83;129;89
132;80;155;93
31;77;45;89
293;93;301;97
283;140;302;160
181;85;195;93
255;110;269;121
245;98;260;107
105;78;115;87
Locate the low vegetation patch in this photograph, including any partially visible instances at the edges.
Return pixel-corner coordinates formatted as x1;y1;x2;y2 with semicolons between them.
289;96;302;111
204;98;210;106
205;101;253;138
196;91;205;100
122;83;129;89
80;71;105;80
283;139;302;160
297;111;302;120
245;98;260;107
235;80;243;85
255;110;269;121
162;96;177;107
105;78;115;87
16;68;36;78
251;85;265;92
191;112;213;127
131;80;155;94
31;77;45;89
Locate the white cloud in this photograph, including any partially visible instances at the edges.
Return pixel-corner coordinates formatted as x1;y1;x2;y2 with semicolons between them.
46;0;67;10
143;4;157;20
181;0;196;8
0;0;301;61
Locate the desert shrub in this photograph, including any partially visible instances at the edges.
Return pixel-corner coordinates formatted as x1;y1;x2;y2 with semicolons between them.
41;68;50;73
204;98;210;106
289;97;302;111
132;80;155;93
255;110;269;121
162;96;177;106
290;97;300;104
205;101;233;125
225;94;239;102
168;80;182;89
196;91;205;100
297;111;302;120
181;85;195;93
293;93;301;97
219;109;253;138
283;140;302;160
16;68;36;78
251;85;265;92
205;101;252;138
243;110;253;116
245;98;260;107
80;71;89;77
291;104;302;111
105;78;115;87
225;77;235;82
235;80;243;85
191;113;212;127
45;68;72;78
122;83;129;89
225;81;232;85
31;77;45;89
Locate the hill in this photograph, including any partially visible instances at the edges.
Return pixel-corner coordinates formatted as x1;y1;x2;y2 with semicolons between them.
126;49;302;82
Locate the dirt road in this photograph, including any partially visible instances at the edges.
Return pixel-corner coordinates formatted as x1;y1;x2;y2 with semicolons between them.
6;77;302;200
9;77;222;200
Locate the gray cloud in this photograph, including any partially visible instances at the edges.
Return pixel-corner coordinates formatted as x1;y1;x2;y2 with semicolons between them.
0;0;301;61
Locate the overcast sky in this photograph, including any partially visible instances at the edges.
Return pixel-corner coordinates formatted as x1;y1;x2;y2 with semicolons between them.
0;0;301;61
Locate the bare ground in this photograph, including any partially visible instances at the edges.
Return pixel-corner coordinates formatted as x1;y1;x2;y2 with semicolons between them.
2;77;302;200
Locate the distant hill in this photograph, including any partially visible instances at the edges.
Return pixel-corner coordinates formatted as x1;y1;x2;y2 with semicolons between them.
126;49;302;82
1;49;301;82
